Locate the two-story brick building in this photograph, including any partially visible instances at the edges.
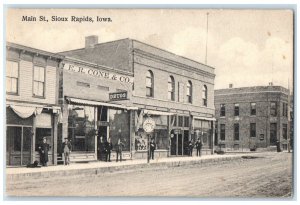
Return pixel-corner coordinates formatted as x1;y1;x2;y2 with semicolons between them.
6;42;63;166
60;36;216;159
214;85;290;151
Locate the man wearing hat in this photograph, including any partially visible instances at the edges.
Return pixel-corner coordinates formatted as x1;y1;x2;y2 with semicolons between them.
38;137;50;166
62;138;72;165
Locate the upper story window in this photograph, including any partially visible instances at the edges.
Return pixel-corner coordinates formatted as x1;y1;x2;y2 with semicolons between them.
250;103;256;115
234;103;239;116
146;70;154;97
168;76;175;101
282;102;288;117
33;66;45;97
202;85;207;107
6;60;19;94
186;80;192;103
270;102;277;117
220;104;225;117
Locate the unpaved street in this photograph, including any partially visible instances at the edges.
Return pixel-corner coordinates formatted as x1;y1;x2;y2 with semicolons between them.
6;152;293;197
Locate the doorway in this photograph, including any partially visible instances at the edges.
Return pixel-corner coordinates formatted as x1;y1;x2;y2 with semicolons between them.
97;126;107;161
170;130;189;156
6;126;32;166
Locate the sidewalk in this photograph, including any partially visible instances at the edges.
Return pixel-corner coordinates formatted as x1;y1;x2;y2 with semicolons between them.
6;152;269;181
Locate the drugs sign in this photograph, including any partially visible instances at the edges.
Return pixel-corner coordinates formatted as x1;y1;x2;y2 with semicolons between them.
109;91;128;101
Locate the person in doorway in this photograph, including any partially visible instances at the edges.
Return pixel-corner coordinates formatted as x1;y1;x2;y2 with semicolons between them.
105;138;113;162
38;137;50;166
188;140;194;156
98;136;105;160
149;138;156;160
195;138;203;157
62;138;72;165
116;138;124;162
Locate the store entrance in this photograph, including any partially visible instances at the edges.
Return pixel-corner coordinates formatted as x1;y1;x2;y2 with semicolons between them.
170;130;189;156
97;126;107;161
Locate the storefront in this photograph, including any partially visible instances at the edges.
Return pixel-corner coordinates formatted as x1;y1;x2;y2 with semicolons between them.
6;104;60;166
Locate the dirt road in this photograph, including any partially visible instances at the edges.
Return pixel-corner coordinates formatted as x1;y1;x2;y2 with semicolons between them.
6;152;293;198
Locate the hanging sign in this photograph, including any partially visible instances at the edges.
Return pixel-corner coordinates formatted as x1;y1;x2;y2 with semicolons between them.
109;91;128;101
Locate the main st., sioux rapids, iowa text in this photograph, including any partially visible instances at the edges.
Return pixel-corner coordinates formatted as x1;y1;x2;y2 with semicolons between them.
22;15;112;23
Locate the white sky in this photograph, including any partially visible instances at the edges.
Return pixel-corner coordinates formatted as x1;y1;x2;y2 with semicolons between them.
6;9;293;90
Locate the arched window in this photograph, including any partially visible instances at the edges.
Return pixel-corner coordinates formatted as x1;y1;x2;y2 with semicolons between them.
186;80;192;103
146;70;154;97
168;76;175;101
202;85;207;106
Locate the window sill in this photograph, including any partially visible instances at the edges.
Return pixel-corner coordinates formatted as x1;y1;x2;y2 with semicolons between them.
6;92;19;96
32;95;45;99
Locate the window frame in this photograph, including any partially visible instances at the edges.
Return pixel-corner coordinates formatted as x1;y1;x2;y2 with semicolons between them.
202;85;208;107
146;70;154;97
234;103;239;116
250;102;256;116
168;76;175;101
270;102;277;117
220;104;226;117
250;123;256;138
33;65;46;98
186;80;192;103
6;60;19;95
220;124;225;141
234;123;239;141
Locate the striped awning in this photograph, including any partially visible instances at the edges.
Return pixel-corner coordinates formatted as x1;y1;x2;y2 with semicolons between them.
66;97;137;110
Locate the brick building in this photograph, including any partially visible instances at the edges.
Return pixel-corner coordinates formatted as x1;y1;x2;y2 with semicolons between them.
60;36;216;160
214;85;290;151
6;42;63;166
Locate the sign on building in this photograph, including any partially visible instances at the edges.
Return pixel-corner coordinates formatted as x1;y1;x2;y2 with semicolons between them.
109;91;128;101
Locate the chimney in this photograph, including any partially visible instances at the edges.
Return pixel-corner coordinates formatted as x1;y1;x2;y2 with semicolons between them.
85;35;98;49
229;83;233;88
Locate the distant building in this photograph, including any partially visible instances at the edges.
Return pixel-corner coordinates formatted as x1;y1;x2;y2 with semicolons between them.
6;42;63;166
214;85;290;151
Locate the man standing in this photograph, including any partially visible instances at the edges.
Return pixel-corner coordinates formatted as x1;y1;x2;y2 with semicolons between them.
116;138;124;162
62;138;72;165
105;138;113;162
38;137;50;166
149;138;156;160
195;138;203;157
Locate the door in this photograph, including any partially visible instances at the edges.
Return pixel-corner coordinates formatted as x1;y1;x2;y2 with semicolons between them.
270;123;277;146
177;134;183;155
97;126;107;160
170;133;177;155
6;126;32;166
183;130;189;155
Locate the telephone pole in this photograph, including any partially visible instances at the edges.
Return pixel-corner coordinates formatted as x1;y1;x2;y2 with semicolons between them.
205;12;209;65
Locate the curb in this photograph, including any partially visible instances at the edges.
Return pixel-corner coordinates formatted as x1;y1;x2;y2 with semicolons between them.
7;155;244;182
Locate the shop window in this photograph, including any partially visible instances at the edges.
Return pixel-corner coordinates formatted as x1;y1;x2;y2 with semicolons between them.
234;104;239;116
283;124;287;140
168;76;175;101
250;123;256;138
33;66;45;97
186;81;192;103
35;128;52;151
178;116;184;127
250;103;256;115
68;105;96;152
220;104;225;117
220;124;225;140
270;102;277;117
146;70;154;97
155;129;169;149
202;85;207;106
184;116;189;127
7;126;22;151
6;60;19;94
234;123;239;140
109;109;130;151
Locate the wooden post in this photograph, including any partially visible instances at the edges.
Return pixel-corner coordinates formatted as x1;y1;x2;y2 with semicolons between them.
53;113;58;165
31;116;36;163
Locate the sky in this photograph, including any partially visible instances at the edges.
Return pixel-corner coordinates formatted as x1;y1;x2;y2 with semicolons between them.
6;9;294;90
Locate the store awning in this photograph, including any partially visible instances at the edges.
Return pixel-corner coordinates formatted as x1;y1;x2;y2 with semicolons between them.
9;105;43;118
193;116;216;121
66;97;137;110
143;109;174;116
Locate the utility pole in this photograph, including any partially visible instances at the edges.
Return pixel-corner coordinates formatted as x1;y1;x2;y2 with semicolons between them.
205;12;209;65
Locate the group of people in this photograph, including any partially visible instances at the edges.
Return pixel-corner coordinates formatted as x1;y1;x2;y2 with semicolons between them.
99;137;125;162
187;138;203;157
37;136;202;167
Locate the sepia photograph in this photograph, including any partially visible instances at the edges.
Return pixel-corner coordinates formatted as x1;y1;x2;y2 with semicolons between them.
3;6;294;199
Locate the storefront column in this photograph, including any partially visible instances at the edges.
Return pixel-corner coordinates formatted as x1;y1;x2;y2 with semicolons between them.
167;115;171;157
211;121;215;154
31;115;36;163
53;113;58;165
94;107;97;156
130;110;134;159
